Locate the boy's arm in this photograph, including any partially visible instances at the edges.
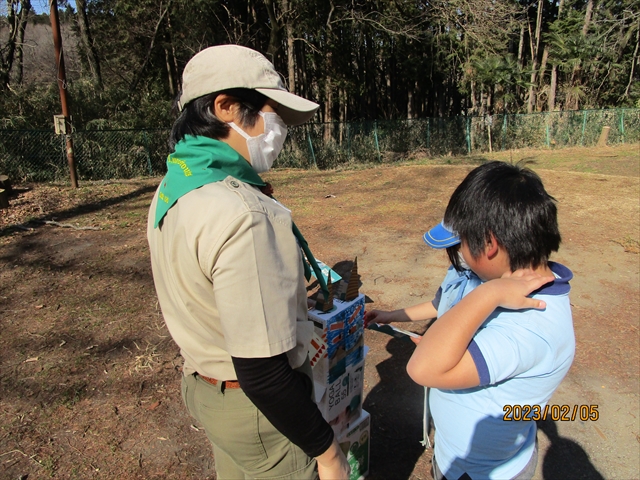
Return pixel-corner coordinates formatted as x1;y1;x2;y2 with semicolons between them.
404;301;438;321
406;271;552;390
364;301;437;326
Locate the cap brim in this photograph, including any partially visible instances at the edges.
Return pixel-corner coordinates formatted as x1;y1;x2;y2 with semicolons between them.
423;222;460;249
255;88;319;126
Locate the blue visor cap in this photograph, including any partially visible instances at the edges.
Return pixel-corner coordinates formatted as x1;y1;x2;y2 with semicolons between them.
423;221;460;249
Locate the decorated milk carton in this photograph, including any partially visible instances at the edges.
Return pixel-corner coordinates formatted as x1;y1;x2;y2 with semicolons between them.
313;352;366;426
308;293;366;385
338;409;371;480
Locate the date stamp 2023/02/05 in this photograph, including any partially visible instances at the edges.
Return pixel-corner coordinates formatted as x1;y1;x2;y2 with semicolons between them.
503;405;599;422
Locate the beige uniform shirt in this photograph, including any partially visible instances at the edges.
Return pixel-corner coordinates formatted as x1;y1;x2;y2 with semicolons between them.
147;176;312;380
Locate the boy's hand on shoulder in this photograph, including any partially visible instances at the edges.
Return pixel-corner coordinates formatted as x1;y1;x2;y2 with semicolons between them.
487;269;555;311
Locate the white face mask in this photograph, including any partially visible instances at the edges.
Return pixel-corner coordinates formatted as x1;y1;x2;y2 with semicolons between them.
457;251;470;270
228;111;288;173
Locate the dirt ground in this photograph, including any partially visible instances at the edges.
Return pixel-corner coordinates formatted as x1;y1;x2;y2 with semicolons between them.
0;144;638;479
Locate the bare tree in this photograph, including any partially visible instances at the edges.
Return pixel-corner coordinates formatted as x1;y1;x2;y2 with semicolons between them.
527;0;544;113
548;0;565;111
75;0;102;88
1;0;31;88
129;0;172;92
623;16;639;99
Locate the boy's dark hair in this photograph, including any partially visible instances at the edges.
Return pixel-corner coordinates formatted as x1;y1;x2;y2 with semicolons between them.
446;244;464;272
169;88;268;149
443;161;561;271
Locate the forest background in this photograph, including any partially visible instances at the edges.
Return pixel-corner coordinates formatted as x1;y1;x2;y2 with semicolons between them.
0;0;639;132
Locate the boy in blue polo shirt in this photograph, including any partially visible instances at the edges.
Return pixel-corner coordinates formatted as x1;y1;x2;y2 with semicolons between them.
367;161;575;479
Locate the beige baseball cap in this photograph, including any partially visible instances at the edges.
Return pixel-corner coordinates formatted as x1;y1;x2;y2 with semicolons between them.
178;44;319;126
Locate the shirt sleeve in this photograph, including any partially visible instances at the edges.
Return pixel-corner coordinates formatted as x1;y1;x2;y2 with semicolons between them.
209;209;303;358
469;309;550;386
232;354;334;458
432;286;443;310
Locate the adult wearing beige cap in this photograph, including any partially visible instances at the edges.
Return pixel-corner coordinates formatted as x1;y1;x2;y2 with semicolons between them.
147;45;349;479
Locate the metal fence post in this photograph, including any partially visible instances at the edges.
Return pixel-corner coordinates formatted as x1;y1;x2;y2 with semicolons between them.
620;109;625;143
545;112;550;148
502;114;507;151
307;129;318;168
143;131;153;175
466;117;471;154
580;111;587;146
373;121;381;162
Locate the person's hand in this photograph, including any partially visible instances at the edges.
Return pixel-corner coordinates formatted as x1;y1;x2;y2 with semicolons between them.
410;335;423;345
363;309;393;327
489;269;555;311
316;439;350;480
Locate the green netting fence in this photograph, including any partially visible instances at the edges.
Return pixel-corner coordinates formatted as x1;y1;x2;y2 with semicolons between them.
1;108;638;182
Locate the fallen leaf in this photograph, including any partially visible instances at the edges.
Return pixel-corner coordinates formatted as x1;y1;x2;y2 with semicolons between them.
25;357;39;363
593;425;607;440
147;400;161;411
35;305;44;309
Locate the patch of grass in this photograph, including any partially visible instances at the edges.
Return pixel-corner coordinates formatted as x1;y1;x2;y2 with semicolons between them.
39;454;58;477
482;144;640;177
613;236;640;254
133;342;160;373
59;382;88;408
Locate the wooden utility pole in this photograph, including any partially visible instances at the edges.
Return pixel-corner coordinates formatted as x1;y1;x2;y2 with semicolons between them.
49;0;78;188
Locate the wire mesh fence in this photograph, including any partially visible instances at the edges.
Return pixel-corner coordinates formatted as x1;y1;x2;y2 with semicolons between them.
1;108;638;183
0;128;169;183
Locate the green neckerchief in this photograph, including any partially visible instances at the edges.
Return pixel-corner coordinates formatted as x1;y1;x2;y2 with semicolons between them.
154;134;265;228
154;134;330;300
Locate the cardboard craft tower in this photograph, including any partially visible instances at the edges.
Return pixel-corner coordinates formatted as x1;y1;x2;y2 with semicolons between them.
308;258;366;418
308;258;370;477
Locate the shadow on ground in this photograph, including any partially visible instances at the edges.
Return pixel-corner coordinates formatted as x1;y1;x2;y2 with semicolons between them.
0;184;156;238
364;337;426;480
538;418;605;480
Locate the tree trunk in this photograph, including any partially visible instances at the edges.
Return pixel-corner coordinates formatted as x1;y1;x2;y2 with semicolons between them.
75;0;102;88
527;0;544;113
324;75;333;139
470;80;478;115
323;1;335;141
517;25;525;69
0;0;30;88
130;1;171;92
538;46;549;110
548;65;558;110
12;0;30;85
570;0;594;109
280;0;296;92
582;0;594;36
547;0;564;111
168;10;180;95
164;46;175;97
264;0;281;61
623;20;639;98
165;11;178;98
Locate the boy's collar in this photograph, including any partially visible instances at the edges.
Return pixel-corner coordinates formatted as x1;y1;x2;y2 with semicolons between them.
533;262;573;296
